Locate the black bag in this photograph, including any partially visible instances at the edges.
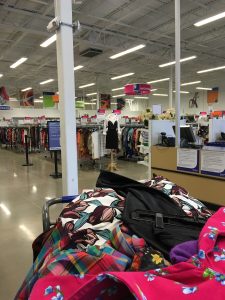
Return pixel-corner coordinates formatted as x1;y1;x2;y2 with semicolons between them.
96;171;205;259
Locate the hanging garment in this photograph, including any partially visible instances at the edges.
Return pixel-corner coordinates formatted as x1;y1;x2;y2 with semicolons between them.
29;207;225;300
96;171;208;259
105;121;119;149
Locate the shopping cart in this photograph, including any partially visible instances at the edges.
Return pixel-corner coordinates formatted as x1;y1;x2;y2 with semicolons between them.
42;195;77;232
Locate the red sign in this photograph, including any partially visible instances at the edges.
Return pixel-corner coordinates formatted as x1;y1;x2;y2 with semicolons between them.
124;83;151;95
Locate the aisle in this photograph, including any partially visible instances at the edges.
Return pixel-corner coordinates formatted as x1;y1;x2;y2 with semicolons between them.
0;149;148;300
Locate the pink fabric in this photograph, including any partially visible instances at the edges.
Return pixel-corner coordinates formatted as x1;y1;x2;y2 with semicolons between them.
29;208;225;300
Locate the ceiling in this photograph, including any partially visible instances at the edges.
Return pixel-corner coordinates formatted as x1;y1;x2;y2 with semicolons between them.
0;0;225;99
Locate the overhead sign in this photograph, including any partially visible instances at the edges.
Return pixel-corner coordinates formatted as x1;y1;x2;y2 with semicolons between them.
48;121;61;151
125;83;151;95
0;105;10;110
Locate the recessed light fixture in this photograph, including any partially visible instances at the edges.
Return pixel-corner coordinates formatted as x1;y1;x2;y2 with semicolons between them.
110;44;146;59
197;65;225;74
152;93;168;96
181;81;201;86
111;87;124;91
111;73;134;80
21;87;32;92
112;94;125;98
79;83;95;88
10;57;28;69
0;74;3;78
196;87;213;91
74;65;84;71
39;79;54;85
173;90;190;94
159;56;197;68
40;34;56;47
194;12;225;27
134;96;149;99
147;78;170;84
86;92;97;96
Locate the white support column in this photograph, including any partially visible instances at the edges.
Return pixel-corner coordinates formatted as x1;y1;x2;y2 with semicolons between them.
55;0;78;195
169;77;173;109
175;0;181;147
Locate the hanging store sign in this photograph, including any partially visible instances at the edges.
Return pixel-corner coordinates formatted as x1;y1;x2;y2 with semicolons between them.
48;121;61;151
43;92;55;108
0;105;10;110
125;83;151;95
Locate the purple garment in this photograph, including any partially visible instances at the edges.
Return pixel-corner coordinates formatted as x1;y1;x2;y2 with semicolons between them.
170;240;198;264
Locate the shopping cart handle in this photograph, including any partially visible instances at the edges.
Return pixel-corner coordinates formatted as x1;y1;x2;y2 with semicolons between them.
61;195;77;202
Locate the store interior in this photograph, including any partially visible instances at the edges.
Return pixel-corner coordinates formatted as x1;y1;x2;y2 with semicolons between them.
1;1;225;299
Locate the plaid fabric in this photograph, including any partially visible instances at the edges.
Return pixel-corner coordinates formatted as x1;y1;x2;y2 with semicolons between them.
16;214;149;300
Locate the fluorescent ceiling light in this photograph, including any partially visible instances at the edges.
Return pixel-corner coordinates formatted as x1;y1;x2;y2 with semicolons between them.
10;57;27;69
111;73;134;80
40;34;56;47
125;98;134;101
147;78;170;84
152;93;168;96
85;102;96;105
134;96;149;99
39;79;54;85
196;87;212;91
151;89;158;92
39;96;43;99
79;83;95;88
0;203;11;216
194;12;225;27
86;92;97;96
111;102;117;105
9;98;18;102
21;87;32;92
74;65;84;71
110;44;146;59
0;74;3;78
197;65;225;74
181;81;201;86
90;99;97;101
111;87;124;91
173;90;190;94
159;56;197;68
34;100;43;103
112;94;125;98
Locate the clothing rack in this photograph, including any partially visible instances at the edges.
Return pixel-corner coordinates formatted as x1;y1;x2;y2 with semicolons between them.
119;124;148;162
76;124;104;170
0;125;48;152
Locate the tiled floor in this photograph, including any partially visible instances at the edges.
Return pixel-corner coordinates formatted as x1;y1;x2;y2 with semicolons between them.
0;149;148;299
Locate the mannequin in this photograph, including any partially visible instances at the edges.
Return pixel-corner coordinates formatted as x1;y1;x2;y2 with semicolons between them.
103;113;121;171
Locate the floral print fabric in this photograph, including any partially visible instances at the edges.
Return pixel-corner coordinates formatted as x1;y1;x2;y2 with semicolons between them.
59;188;125;250
141;176;212;219
29;207;225;300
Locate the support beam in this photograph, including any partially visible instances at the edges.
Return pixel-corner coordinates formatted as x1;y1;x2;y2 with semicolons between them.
55;0;78;195
169;48;173;109
175;0;180;147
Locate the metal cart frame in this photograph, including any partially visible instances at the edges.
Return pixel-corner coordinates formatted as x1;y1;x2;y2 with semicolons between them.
42;195;77;232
